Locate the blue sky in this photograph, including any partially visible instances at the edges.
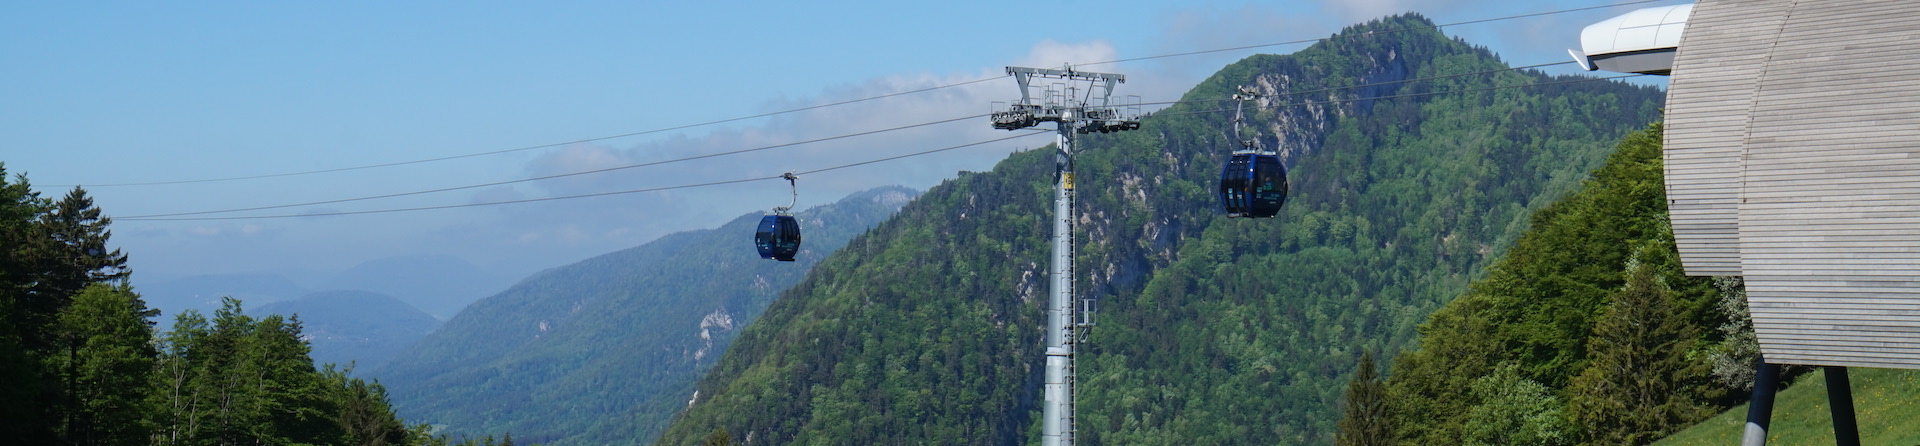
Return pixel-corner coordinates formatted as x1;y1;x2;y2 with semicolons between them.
1;0;1682;283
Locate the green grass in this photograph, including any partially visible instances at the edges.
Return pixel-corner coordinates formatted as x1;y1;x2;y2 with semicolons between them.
1655;367;1920;445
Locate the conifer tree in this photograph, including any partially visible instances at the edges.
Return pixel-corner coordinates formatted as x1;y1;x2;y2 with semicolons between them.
0;168;136;443
702;427;737;446
1336;351;1393;446
29;187;130;308
1567;247;1714;445
0;164;55;443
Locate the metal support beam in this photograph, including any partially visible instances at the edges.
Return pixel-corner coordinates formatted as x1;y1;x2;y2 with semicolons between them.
1042;126;1075;446
1743;361;1782;446
1825;367;1860;446
992;66;1140;446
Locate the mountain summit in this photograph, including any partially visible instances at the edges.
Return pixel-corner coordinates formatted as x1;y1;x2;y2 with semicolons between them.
657;14;1663;445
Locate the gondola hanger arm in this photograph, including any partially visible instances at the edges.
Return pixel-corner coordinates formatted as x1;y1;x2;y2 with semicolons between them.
775;171;798;214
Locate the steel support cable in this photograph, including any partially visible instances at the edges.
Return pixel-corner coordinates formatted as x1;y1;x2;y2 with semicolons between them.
119;131;1051;221
76;0;1655;188
73;77;1007;188
120;114;987;219
123;73;1644;220
123;74;1642;221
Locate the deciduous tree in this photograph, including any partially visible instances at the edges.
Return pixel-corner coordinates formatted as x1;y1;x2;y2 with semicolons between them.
55;283;159;445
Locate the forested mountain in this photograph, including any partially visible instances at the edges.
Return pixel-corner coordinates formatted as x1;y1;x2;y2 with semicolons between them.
256;290;442;370
657;14;1663;445
376;186;917;445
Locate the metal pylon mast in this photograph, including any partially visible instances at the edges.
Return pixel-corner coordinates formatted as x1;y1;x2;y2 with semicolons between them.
991;65;1142;446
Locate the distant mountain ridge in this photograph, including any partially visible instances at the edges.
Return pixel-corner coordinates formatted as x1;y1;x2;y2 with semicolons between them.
374;185;917;445
143;273;310;318
320;254;514;321
140;254;511;324
254;289;441;370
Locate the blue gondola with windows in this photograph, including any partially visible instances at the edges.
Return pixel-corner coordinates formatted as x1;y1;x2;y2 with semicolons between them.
756;172;803;261
1218;87;1289;218
1220;151;1287;218
755;214;801;261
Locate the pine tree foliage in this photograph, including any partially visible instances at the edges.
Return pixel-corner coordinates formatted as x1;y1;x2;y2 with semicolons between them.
0;164;135;444
701;428;736;446
1336;351;1393;446
1566;248;1715;445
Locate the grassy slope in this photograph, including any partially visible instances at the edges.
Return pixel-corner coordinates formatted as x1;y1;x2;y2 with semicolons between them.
1655;367;1920;445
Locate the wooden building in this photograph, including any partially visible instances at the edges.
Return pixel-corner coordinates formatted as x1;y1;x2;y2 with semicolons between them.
1662;0;1920;368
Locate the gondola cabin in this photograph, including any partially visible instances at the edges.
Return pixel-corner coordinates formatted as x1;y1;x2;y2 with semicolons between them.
1219;152;1288;218
755;214;802;261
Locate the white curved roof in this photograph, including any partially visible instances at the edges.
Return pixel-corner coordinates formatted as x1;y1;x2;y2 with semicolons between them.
1580;3;1693;55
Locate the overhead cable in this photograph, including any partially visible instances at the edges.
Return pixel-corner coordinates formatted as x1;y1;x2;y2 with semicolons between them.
121;59;1581;219
119;114;986;219
119;131;1050;221
122;74;1646;221
72;78;1006;188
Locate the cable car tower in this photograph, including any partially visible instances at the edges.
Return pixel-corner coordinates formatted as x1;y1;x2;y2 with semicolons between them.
991;65;1142;446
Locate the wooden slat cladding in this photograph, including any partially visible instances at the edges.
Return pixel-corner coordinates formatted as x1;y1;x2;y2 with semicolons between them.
1662;0;1792;275
1731;0;1920;368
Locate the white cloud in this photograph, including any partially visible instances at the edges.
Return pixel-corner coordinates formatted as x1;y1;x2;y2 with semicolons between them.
493;37;1116;243
1015;39;1119;69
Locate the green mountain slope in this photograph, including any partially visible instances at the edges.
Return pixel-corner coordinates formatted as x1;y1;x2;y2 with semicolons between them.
658;14;1664;445
1362;124;1737;445
374;186;917;445
1655;367;1920;445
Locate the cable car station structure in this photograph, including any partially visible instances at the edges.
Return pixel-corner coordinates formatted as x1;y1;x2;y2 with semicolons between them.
1574;1;1920;444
